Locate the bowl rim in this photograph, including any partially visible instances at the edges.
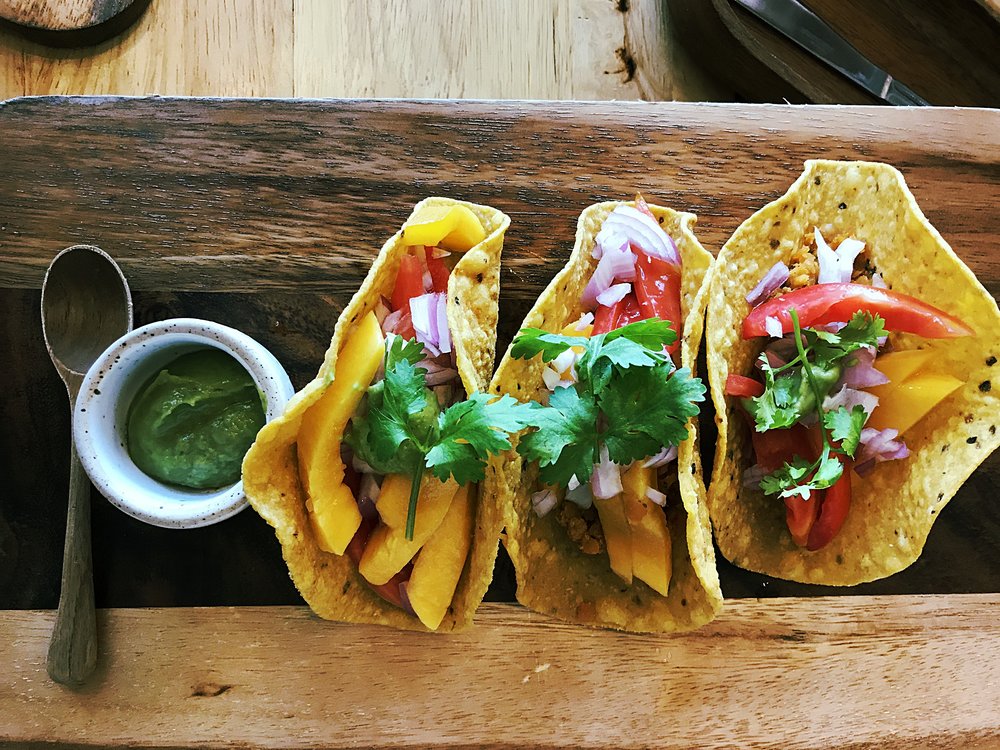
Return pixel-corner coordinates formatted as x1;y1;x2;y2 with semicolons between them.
72;317;294;529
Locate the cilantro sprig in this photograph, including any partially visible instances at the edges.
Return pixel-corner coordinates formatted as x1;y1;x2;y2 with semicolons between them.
346;336;539;539
512;319;705;487
753;310;883;499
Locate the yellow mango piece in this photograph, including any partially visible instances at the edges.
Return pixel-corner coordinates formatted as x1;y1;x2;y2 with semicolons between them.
400;204;486;252
359;474;459;585
621;463;672;596
592;494;633;585
866;372;963;435
406;484;474;630
559;322;593;338
297;312;385;554
870;349;934;384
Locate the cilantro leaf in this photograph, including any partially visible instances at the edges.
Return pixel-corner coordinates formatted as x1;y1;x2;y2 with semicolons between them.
386;335;426;369
600;365;704;465
517;386;599;486
604;318;678;350
823;404;867;458
426;393;542;485
509;328;580;363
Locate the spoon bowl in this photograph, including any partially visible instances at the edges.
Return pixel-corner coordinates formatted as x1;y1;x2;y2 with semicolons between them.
41;245;132;687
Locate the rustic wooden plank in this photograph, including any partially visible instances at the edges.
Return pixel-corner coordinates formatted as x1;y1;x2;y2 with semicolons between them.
2;599;998;749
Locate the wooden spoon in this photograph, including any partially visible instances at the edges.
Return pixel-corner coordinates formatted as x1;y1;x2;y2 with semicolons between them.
41;245;132;687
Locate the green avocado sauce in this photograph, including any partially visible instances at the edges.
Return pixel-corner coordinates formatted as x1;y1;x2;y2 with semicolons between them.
127;348;266;490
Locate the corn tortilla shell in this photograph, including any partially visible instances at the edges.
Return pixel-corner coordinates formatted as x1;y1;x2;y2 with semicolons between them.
706;160;1000;585
241;197;509;631
486;200;723;632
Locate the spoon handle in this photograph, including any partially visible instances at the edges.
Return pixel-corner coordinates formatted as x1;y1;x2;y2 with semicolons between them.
47;437;98;686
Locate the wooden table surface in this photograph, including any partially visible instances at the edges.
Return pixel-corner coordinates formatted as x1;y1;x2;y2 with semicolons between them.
2;4;999;749
0;0;729;102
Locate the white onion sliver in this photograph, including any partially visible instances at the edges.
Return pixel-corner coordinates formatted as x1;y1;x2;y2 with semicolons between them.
597;282;631;308
816;228;866;284
541;366;563;391
551;348;579;376
531;489;559;518
575;312;595;330
764;315;784;339
746;261;789;307
566;481;593;509
581;244;637;309
645;487;667;507
591;445;623;500
872;272;887;289
567;474;580;491
601;205;681;265
842;347;889;388
430;247;451;259
593;226;629;260
857;427;910;466
642;445;677;469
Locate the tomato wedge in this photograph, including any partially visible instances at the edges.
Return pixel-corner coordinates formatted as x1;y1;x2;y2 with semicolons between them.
743;283;973;339
425;250;451;293
725;373;764;399
634;253;683;355
806;454;852;552
391;254;426;313
783;494;819;548
751;424;823;546
592;292;643;335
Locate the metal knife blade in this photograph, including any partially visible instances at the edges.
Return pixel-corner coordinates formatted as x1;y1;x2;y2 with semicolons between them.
731;0;929;105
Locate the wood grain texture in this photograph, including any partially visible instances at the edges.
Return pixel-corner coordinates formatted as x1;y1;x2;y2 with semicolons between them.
0;0;727;102
2;599;999;748
0;97;998;616
0;0;136;29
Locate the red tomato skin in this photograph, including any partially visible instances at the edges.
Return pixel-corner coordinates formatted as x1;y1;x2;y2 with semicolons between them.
634;253;683;354
592;299;621;335
725;373;765;399
345;515;411;609
613;292;643;328
743;283;973;339
425;250;450;293
806;454;852;552
784;495;819;548
391;254;426;313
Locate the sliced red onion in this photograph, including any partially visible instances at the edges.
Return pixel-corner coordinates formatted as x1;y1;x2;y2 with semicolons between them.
436;295;451;354
746;261;789;307
359;473;381;504
424;366;458;387
352;453;377;475
593;226;628;260
823;386;879;418
842;347;889;388
398;582;416;616
855;427;909;474
430;247;451;259
591;445;623;500
574;312;595;330
531;488;559;518
598;205;681;265
642;445;677;469
742;464;768;489
597;282;631;308
410;292;448;357
567;474;581;491
645;487;667;507
382;308;403;336
582;243;637;309
422;270;433;291
764;315;783;339
871;272;887;289
356;497;378;523
816;228;865;284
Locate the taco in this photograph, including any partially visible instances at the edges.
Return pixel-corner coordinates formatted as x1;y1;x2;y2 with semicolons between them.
242;197;536;631
487;197;723;632
706;159;999;585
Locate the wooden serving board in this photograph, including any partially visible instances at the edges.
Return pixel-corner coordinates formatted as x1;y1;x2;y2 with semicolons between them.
1;97;998;748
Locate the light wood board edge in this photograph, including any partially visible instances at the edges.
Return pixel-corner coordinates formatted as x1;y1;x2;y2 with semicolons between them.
2;597;998;749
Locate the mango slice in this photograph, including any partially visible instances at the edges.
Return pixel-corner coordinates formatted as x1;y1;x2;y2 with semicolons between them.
866;372;963;435
593;494;633;585
298;311;385;554
406;484;474;630
400;204;486;251
358;473;459;585
621;463;672;596
869;349;934;384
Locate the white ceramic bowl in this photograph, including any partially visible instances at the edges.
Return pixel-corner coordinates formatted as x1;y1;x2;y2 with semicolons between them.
73;318;294;528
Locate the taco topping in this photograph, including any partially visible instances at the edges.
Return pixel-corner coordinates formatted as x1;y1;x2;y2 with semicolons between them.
297;206;534;629
733;228;972;551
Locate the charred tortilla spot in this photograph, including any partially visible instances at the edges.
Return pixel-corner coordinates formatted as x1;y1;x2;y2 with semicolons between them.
967;436;978;444
838;202;848;210
987;356;997;366
980;381;992;392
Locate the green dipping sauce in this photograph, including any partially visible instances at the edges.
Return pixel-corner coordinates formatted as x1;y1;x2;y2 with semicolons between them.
127;348;266;490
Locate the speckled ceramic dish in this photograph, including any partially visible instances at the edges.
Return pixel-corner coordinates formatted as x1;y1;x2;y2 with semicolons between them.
73;318;294;529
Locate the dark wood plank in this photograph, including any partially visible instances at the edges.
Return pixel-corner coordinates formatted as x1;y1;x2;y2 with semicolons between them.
0;97;997;611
